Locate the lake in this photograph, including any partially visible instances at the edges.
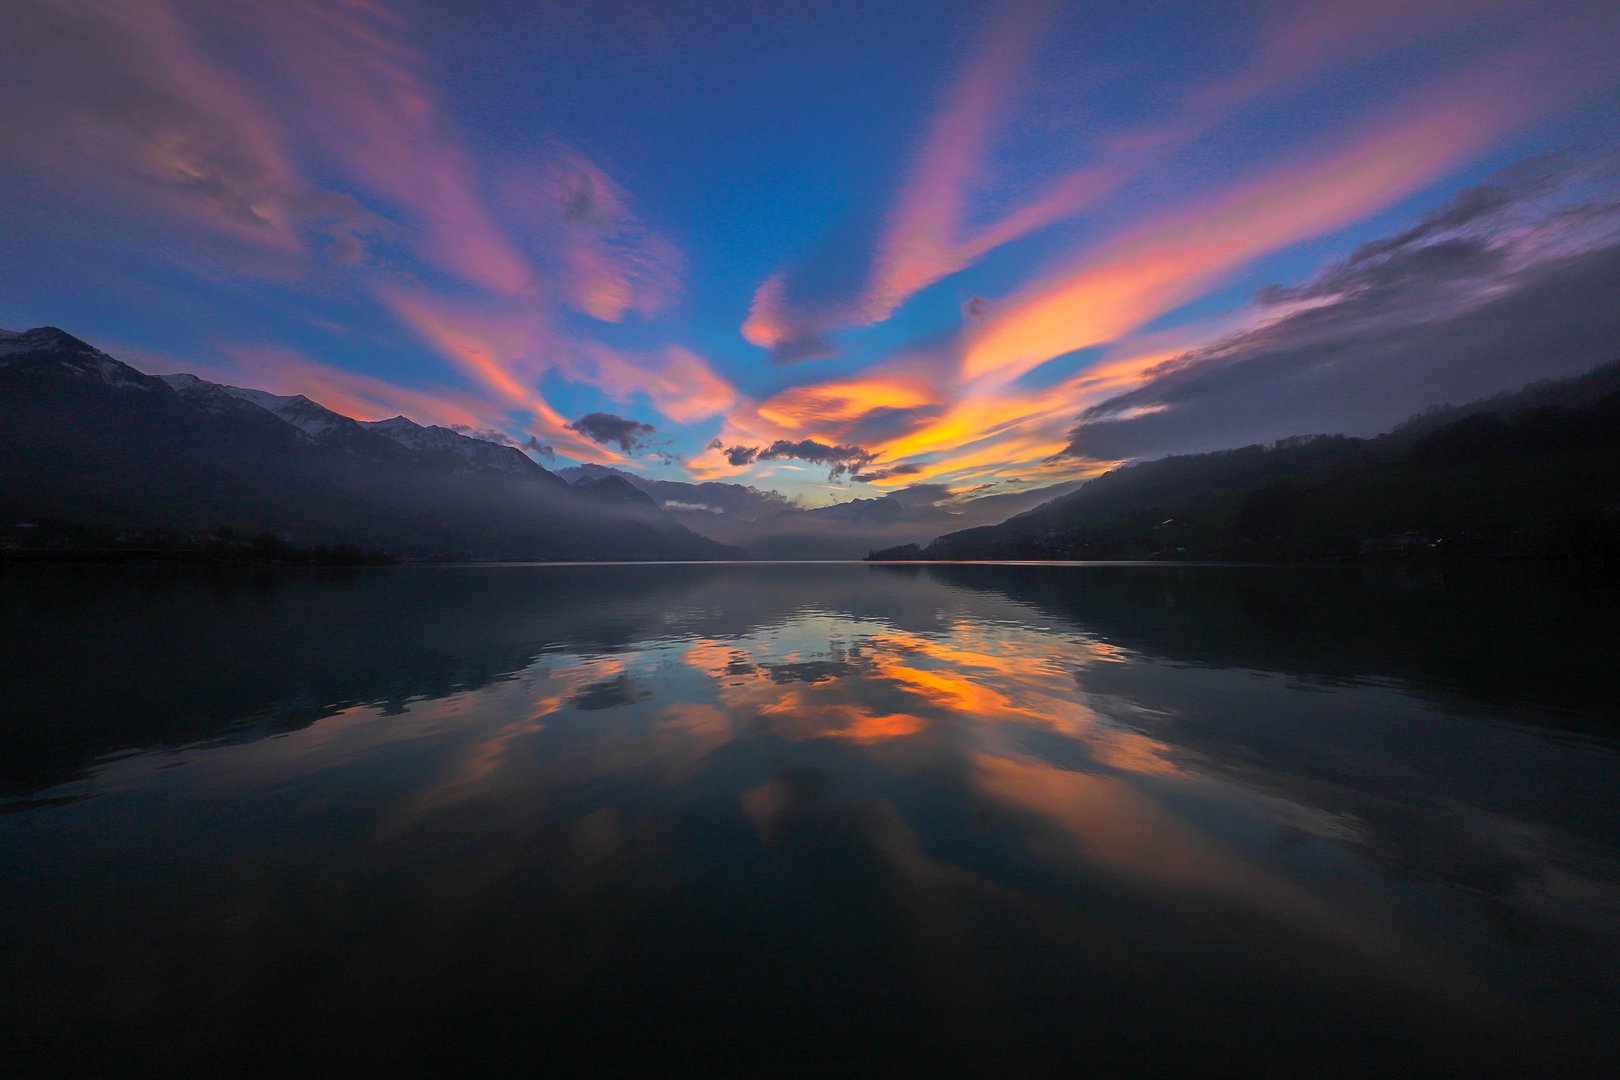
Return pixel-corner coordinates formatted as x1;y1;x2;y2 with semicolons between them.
3;562;1618;1076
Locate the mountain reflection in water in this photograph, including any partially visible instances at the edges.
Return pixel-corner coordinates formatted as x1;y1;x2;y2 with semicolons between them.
2;562;1618;1076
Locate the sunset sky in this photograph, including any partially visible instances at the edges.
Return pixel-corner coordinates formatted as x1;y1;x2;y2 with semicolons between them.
4;0;1619;505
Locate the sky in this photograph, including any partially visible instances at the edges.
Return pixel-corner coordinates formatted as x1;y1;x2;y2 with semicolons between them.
3;0;1618;506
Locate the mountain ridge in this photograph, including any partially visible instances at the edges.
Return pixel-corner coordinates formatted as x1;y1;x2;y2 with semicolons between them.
0;327;734;561
871;360;1620;562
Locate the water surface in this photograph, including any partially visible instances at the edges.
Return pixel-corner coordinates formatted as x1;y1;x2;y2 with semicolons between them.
3;562;1618;1076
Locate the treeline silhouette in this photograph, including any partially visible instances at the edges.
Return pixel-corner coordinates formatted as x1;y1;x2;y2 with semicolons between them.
1;521;398;565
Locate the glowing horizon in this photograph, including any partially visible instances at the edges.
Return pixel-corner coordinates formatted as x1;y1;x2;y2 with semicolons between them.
3;0;1618;506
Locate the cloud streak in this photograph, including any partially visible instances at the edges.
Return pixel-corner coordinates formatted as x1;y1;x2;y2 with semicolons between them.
0;0;303;250
960;30;1605;387
738;0;1577;364
1064;151;1620;461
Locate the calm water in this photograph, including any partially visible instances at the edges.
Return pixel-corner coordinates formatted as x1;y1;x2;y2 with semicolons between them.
3;562;1619;1076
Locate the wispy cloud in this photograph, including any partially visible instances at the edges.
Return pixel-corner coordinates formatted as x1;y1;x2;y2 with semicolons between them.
0;0;303;250
574;344;735;424
738;0;1570;364
1063;151;1620;460
218;0;537;295
9;0;1619;503
527;147;685;322
159;345;492;433
378;286;616;460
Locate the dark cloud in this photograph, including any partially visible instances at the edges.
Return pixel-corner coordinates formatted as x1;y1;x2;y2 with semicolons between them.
568;411;656;452
721;438;881;479
568;673;649;711
770;334;840;365
1065;152;1620;462
763;438;878;479
850;461;923;483
961;295;990;322
451;424;514;444
1335;154;1571;268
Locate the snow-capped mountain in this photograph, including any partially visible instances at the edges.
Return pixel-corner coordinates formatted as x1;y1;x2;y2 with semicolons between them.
157;370;559;483
165;376;354;438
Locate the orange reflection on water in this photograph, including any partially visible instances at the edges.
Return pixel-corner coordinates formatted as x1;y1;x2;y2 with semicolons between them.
674;621;1183;781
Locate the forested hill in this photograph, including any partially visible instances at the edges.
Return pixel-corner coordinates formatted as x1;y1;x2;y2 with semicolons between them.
870;361;1620;562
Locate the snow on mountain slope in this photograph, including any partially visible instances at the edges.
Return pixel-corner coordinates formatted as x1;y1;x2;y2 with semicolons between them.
215;382;353;437
162;375;552;479
364;416;553;479
157;372;308;428
0;326;159;391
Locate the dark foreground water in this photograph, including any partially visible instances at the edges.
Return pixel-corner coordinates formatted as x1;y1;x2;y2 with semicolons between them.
3;562;1618;1077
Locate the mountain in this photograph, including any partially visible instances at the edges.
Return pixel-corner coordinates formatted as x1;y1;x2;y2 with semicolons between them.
557;463;797;519
363;415;564;481
557;462;1083;559
0;327;734;561
569;473;661;510
872;361;1620;562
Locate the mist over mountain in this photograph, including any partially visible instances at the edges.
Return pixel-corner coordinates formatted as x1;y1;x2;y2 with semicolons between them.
0;327;733;561
555;462;1083;559
871;361;1620;562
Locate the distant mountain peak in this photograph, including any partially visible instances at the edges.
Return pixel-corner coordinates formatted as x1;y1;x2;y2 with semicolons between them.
159;373;352;438
572;473;659;509
0;325;159;392
2;325;104;358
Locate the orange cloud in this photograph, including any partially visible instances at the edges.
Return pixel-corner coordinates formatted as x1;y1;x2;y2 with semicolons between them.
859;3;1053;324
381;287;618;461
740;273;791;350
962;33;1598;386
755;374;940;436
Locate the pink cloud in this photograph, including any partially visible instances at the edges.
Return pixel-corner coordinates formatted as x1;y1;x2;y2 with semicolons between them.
568;343;734;424
164;345;493;434
219;0;537;295
379;286;620;461
528;148;685;322
0;0;302;251
860;2;1057;325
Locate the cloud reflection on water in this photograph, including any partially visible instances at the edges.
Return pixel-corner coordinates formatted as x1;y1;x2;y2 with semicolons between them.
3;563;1618;1074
